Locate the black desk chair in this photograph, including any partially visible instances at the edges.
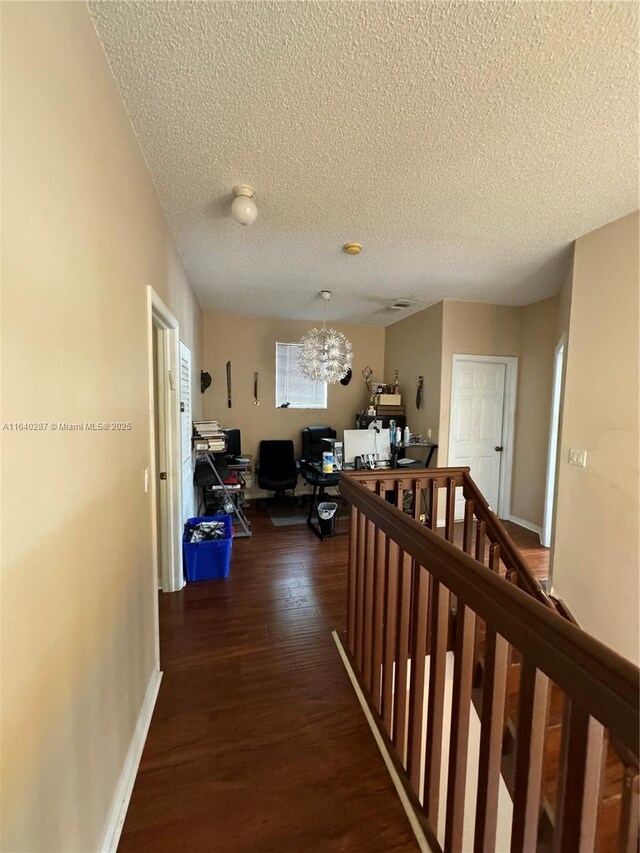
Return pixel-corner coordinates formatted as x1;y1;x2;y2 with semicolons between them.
257;440;298;506
300;426;341;538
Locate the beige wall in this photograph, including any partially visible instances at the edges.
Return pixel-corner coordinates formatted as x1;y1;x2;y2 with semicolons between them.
385;299;561;527
552;211;640;663
202;313;384;463
1;4;202;851
511;296;559;526
383;302;444;464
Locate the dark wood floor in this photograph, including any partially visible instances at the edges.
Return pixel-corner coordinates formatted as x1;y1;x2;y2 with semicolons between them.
119;509;549;852
500;520;550;584
119;506;419;852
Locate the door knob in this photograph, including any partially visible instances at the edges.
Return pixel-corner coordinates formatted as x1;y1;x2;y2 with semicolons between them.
495;446;504;452
159;471;167;480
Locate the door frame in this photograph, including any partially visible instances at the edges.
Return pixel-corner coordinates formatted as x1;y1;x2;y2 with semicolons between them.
147;286;184;595
542;335;567;549
448;354;518;519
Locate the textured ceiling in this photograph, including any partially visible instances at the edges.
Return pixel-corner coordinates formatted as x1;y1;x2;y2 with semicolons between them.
90;1;639;325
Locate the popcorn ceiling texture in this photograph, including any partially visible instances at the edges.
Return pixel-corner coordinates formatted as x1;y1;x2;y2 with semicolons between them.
90;1;638;325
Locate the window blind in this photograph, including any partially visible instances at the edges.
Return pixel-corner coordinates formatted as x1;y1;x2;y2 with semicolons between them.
275;342;327;409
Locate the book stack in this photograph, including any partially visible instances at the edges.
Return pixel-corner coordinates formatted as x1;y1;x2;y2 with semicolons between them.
193;420;226;453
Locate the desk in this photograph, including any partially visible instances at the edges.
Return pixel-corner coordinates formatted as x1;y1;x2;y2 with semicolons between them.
394;440;438;468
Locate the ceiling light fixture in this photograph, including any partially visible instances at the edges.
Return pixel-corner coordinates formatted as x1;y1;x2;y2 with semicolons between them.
231;184;258;225
298;291;353;385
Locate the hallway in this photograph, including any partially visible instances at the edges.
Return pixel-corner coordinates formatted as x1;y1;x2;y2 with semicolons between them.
120;508;419;851
119;509;548;851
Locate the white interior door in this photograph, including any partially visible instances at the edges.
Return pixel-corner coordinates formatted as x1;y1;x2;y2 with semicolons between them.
450;359;506;516
179;340;195;524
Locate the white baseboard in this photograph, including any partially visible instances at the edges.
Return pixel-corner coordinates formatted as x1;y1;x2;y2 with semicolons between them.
100;668;162;853
332;631;434;853
507;514;542;539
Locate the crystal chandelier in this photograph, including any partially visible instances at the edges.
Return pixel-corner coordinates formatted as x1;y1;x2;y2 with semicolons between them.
298;291;353;384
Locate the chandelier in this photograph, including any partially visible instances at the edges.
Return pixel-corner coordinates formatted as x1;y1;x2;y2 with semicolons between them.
298;291;353;384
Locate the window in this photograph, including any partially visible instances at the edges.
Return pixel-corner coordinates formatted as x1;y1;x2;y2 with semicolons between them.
275;342;327;409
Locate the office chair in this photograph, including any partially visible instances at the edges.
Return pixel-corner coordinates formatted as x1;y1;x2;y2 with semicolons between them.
300;426;341;538
301;425;337;464
256;440;298;506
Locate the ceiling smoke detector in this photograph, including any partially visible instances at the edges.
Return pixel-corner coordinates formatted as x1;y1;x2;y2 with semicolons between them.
389;299;417;311
343;242;362;255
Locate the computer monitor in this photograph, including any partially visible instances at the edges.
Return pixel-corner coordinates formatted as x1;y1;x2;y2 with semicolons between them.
222;428;241;458
343;429;391;466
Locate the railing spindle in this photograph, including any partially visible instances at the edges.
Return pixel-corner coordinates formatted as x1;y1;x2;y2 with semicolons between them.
413;480;422;522
463;499;475;554
428;479;438;531
553;700;605;852
354;507;366;670
393;550;413;765
372;521;387;713
363;513;376;691
489;542;501;572
619;765;640;853
406;562;430;793
511;659;549;852
475;519;487;565
474;629;510;851
347;505;358;654
445;477;456;542
381;536;400;735
445;600;477;852
423;576;450;825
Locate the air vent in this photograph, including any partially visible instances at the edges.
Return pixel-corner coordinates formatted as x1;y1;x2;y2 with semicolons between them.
389;299;417;311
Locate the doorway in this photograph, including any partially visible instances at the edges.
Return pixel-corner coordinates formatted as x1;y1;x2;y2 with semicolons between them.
448;355;518;519
542;338;566;548
147;286;184;595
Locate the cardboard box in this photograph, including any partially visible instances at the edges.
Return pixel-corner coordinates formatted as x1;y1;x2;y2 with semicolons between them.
374;393;402;405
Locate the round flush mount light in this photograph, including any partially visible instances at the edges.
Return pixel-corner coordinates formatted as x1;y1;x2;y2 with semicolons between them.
231;184;258;225
343;242;362;255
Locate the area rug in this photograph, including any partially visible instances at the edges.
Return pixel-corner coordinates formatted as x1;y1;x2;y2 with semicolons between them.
267;503;350;528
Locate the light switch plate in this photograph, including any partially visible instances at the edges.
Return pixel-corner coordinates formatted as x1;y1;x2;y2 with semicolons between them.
144;467;150;492
569;448;587;467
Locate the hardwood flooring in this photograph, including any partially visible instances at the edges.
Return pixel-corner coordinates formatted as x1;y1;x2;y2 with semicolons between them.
119;508;549;852
119;507;419;852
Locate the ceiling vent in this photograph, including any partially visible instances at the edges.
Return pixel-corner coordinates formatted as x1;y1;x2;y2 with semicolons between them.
389;299;417;311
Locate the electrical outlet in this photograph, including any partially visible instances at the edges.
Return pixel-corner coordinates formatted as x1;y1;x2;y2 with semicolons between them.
427;427;432;439
569;448;587;468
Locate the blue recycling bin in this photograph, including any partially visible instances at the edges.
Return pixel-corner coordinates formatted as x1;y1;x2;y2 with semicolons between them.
183;515;233;582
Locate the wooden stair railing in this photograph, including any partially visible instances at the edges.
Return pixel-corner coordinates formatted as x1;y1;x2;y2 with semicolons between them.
340;470;639;853
347;467;553;609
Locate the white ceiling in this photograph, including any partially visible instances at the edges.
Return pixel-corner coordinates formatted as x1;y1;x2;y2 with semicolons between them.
90;1;639;326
